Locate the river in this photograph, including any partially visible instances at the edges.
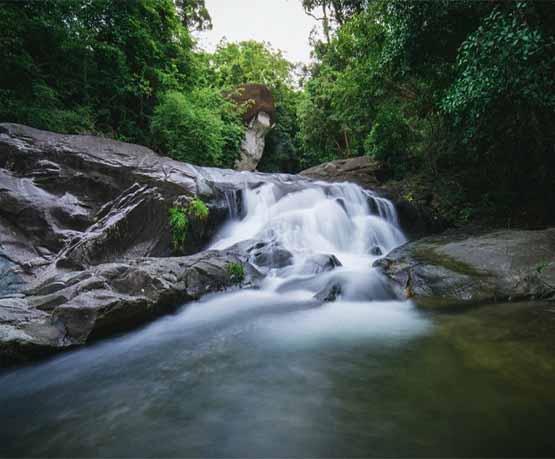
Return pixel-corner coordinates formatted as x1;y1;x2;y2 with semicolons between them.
1;179;555;457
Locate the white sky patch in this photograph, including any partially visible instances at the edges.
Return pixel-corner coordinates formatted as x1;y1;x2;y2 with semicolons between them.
195;0;318;64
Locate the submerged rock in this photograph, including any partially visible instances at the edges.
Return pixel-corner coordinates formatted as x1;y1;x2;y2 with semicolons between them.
314;283;342;302
301;254;342;274
374;229;555;308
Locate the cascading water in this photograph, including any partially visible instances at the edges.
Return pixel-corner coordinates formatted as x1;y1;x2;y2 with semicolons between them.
211;179;406;303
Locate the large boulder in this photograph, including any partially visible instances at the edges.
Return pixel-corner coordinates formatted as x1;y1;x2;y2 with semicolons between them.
228;84;276;171
0;250;252;366
374;228;555;308
0;123;297;365
228;83;276;125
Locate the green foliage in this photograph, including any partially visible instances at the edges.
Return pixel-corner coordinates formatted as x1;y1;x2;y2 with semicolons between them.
168;198;209;253
207;40;294;93
226;262;245;283
442;3;555;160
0;0;196;143
299;0;555;224
151;90;244;167
364;104;411;178
169;206;189;252
188;198;209;221
537;261;553;274
258;90;303;173
175;0;212;31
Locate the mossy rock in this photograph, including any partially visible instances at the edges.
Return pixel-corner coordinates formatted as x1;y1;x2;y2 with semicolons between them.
375;228;555;309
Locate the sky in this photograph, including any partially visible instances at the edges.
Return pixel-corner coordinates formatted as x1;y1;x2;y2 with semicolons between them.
195;0;318;63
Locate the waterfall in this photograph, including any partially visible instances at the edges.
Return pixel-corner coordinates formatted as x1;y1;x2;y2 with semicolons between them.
210;179;406;302
223;189;241;220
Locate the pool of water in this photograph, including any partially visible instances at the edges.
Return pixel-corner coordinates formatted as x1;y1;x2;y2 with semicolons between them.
1;294;555;458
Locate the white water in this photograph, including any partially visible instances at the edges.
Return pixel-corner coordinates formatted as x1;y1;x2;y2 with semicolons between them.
211;180;406;302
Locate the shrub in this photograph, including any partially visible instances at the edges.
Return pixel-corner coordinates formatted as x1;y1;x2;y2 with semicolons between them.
226;262;245;283
168;206;188;252
364;104;412;178
188;198;209;220
151;89;244;168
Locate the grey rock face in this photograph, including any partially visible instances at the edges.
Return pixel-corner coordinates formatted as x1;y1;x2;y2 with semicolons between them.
0;123;275;365
235;112;274;171
374;229;555;308
0;250;250;366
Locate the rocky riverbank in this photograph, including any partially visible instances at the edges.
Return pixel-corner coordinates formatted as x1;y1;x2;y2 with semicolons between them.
2;124;554;366
0;123;265;365
374;229;555;308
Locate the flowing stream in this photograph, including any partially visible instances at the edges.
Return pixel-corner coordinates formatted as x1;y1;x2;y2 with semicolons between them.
2;177;555;457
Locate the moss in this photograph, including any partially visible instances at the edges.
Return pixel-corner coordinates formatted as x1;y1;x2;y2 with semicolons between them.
226;262;245;283
414;296;478;311
413;246;488;278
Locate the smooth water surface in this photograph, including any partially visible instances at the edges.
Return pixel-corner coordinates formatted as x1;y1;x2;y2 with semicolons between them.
1;298;555;457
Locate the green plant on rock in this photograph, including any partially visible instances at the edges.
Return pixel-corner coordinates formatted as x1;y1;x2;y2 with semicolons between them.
169;206;189;252
226;262;245;283
187;198;209;220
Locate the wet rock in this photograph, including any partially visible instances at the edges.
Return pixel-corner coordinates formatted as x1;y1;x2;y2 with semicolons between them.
244;240;293;269
314;283;342;302
301;156;383;190
301;254;342;274
0;123;298;296
0;250;251;366
0;123;306;365
375;229;555;308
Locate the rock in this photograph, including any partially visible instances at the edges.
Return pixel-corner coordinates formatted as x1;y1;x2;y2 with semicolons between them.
0;250;251;366
0;123;294;296
239;240;294;269
227;83;276;125
300;254;342;274
314;283;342;302
235;112;274;171
227;84;276;172
301;156;384;190
374;229;555;308
0;123;312;366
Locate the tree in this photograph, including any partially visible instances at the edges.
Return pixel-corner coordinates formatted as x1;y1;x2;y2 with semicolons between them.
204;40;302;172
207;40;294;93
0;0;195;143
151;89;244;167
175;0;212;31
301;0;368;43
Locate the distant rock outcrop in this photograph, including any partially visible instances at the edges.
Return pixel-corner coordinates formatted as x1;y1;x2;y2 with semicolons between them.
228;84;276;171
